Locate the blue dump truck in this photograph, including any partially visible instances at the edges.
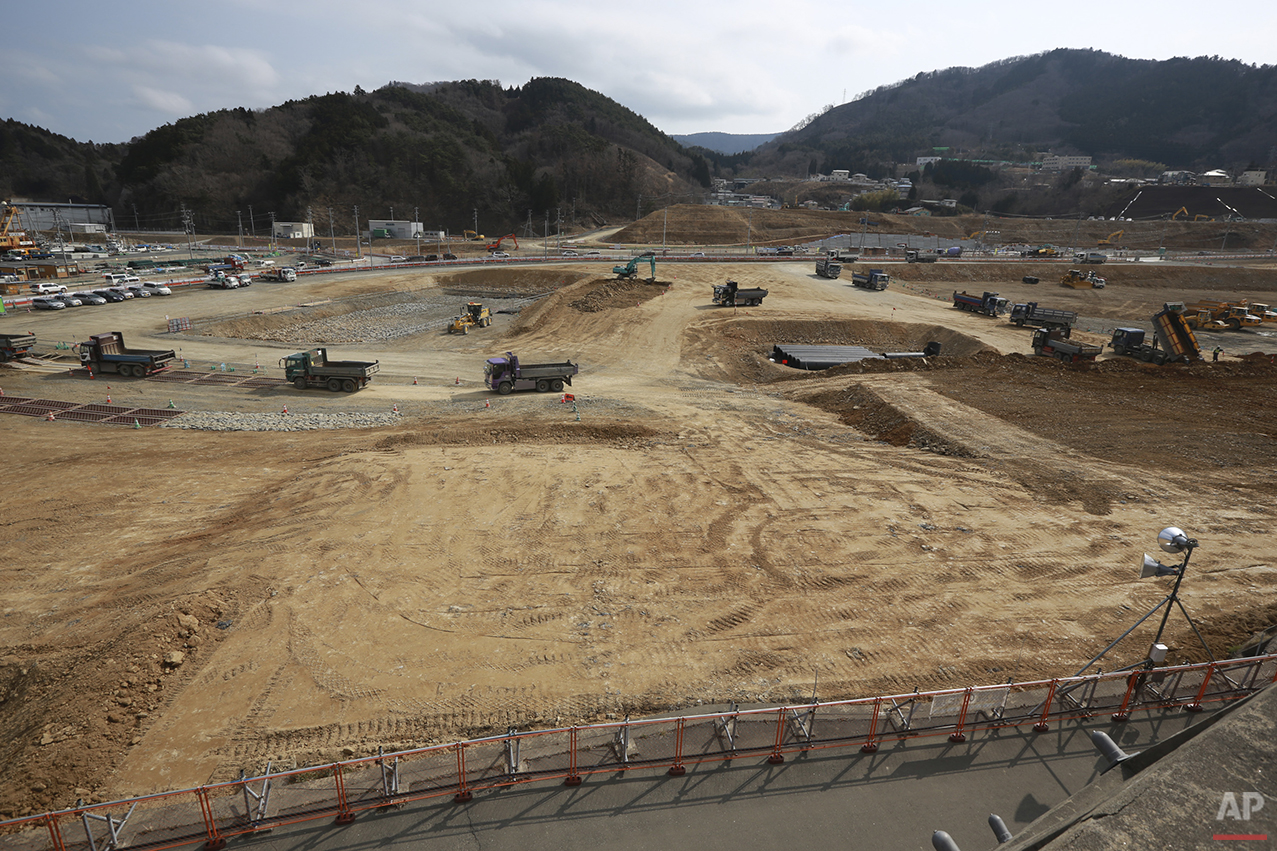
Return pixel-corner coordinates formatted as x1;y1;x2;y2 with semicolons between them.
1109;303;1203;365
953;290;1009;316
485;352;578;395
78;331;176;377
850;269;891;290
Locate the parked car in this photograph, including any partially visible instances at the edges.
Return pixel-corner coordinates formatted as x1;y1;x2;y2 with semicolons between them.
141;282;172;295
490;252;510;259
315;258;333;267
442;253;458;260
389;255;407;263
93;289;127;302
107;286;134;299
32;296;66;310
406;255;428;262
126;285;153;298
54;294;83;307
73;291;108;305
561;249;578;256
30;282;68;295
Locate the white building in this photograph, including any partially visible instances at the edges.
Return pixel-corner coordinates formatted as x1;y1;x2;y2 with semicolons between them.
916;156;942;168
1041;155;1093;171
273;221;315;239
368;220;428;239
1239;170;1269;186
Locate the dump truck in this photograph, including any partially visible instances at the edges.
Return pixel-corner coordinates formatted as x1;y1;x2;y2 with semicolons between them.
1031;328;1102;363
449;302;492;334
1061;269;1106;289
1243;302;1277;323
712;280;768;307
1;332;37;361
484;352;578;395
815;256;842;279
851;269;891;290
1009;302;1078;334
1109;303;1203;364
1184;301;1263;331
905;250;937;263
261;266;297;282
78;332;176;377
952;290;1009;316
280;348;379;392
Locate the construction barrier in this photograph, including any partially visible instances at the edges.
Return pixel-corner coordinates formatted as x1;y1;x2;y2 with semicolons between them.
1;653;1273;851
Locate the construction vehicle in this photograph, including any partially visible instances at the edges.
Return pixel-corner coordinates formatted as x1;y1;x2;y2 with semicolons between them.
851;269;890;290
0;202;40;257
1184;301;1263;331
1194;214;1214;222
815;256;842;279
78;332;176;377
1009;302;1078;334
485;233;519;252
613;254;656;282
280;348;379;392
1031;328;1102;362
1061;269;1106;289
1022;276;1040;285
712;280;768;307
1097;230;1123;246
1242;302;1277;323
1109;304;1203;365
449;302;492;334
261;266;297;282
905;249;937;263
952;290;1008;316
1074;252;1107;264
484;352;577;395
1022;245;1060;258
463;230;484;241
0;332;37;361
1171;207;1188;221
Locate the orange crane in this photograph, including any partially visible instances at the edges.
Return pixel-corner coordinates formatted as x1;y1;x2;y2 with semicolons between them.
0;202;39;256
485;234;519;252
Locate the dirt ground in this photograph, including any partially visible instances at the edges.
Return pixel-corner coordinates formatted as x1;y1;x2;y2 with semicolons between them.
2;252;1277;819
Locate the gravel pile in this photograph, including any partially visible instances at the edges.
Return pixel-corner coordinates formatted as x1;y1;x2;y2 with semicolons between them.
162;411;402;431
244;297;531;344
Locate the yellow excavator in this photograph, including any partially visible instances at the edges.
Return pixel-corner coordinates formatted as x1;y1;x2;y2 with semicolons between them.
449;302;492;335
1097;229;1123;246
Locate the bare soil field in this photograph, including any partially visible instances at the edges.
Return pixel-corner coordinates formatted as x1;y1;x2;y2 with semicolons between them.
2;255;1276;820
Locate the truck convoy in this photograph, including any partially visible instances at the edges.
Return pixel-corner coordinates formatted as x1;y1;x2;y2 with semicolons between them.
953;291;1009;316
1031;328;1102;362
78;332;176;377
851;269;890;290
484;352;578;395
1009;302;1078;334
713;280;769;307
280;348;379;391
815;256;842;279
0;332;37;361
449;302;492;334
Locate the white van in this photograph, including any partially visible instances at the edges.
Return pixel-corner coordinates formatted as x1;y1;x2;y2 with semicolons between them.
30;282;68;295
102;272;129;285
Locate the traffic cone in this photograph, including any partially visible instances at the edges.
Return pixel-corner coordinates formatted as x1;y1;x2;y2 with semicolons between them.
392;405;400;414
134;419;141;429
413;377;418;385
167;399;176;409
454;376;460;385
484;400;490;408
88;368;94;379
282;405;289;414
45;410;55;421
106;394;111;404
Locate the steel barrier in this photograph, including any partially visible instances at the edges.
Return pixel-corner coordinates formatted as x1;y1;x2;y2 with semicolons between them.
1;654;1273;851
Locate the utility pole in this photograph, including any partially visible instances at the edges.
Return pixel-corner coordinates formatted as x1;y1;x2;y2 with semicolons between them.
353;206;361;260
132;203;140;232
414;206;420;256
248;205;256;240
236;210;243;247
636;194;642;222
328;207;337;255
268;212;276;250
473;208;478;238
307;206;314;252
180;204;194;259
662;206;668;254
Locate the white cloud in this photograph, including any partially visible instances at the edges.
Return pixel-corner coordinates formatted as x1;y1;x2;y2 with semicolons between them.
133;86;194;115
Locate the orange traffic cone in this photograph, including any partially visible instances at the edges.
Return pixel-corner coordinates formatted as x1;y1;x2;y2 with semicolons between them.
392;405;400;414
413;377;419;385
106;394;111;404
484;400;490;408
45;410;55;421
282;405;289;414
455;376;460;385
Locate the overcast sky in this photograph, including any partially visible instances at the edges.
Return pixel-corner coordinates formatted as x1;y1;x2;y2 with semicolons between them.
5;0;1274;145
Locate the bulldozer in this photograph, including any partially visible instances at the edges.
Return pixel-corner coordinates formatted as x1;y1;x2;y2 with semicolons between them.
1061;269;1106;289
449;302;492;335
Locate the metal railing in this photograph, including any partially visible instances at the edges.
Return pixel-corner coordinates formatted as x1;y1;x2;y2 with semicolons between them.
2;653;1273;851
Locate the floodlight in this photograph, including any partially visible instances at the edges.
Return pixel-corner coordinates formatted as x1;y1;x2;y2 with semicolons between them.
1141;553;1180;578
1158;526;1191;554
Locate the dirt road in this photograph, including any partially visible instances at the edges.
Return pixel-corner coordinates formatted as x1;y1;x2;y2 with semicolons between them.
2;258;1275;818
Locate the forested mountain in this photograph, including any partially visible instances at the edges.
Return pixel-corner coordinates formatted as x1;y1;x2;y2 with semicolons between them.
1;51;1273;232
1;79;714;234
751;49;1277;179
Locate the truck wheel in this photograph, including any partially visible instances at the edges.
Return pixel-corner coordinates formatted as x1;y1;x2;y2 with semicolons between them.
294;377;308;390
551;379;564;392
536;379;549;393
497;382;513;396
133;364;147;378
342;379;357;393
327;378;342;392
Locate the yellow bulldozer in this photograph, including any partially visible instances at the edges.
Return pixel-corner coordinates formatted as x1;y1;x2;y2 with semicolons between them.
449;302;492;335
1061;269;1106;289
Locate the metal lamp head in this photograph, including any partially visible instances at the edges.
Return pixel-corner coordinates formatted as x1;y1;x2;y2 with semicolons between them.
1158;526;1191;554
1142;553;1180;578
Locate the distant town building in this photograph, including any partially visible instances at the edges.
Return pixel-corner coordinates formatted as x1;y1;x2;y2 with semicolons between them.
366;220;427;240
830;169;850;181
273;221;315;239
1239;170;1269;186
1042;155;1093;171
916;156;942;168
1160;171;1197;185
